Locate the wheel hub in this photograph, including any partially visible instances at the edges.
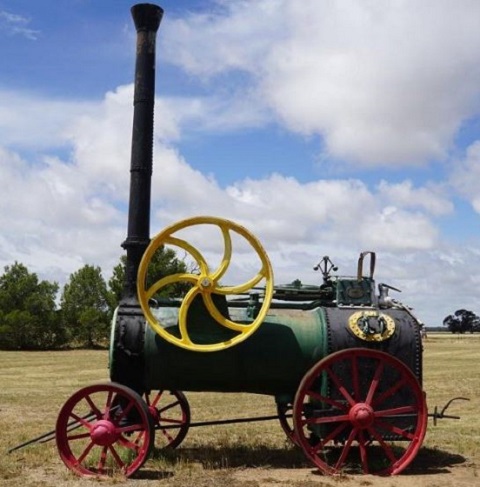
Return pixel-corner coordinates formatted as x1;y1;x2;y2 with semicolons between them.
90;420;119;446
148;405;160;424
349;403;375;429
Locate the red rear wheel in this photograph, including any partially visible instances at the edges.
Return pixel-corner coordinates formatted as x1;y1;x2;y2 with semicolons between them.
56;382;154;477
293;348;427;475
144;390;190;449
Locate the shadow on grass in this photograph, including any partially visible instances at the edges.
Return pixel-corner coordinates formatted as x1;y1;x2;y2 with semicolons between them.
405;446;467;475
150;444;309;469
147;444;467;475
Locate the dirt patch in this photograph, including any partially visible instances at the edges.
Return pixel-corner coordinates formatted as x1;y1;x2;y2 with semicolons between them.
232;448;479;487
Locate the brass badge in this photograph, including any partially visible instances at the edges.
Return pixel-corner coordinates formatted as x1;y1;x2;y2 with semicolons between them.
348;310;395;342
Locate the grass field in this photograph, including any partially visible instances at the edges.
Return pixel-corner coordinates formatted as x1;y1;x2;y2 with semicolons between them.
0;334;479;486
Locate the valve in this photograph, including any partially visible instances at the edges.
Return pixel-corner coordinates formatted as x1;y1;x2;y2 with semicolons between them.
378;283;402;308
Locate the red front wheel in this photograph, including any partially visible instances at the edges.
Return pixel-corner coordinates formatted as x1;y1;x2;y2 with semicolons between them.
293;348;427;475
56;382;154;477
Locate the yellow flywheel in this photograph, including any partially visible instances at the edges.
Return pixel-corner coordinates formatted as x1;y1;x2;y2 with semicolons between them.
137;216;274;352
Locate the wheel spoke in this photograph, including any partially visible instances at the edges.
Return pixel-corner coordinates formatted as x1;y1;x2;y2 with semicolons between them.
365;360;384;405
70;412;94;430
203;293;251;332
157;399;180;414
309;421;350;453
210;227;232;282
160;428;175;443
77;441;95;464
374;418;415;440
326;366;356;406
177;287;199;345
351;355;360;400
98;446;108;474
305;389;348;411
374;405;416;418
368;427;397;463
302;413;350;426
115;399;135;423
103;391;113;419
117;423;144;434
372;377;407;408
335;427;358;470
214;270;266;295
146;273;199;301
67;431;91;441
84;395;102;419
164;236;209;275
108;444;126;470
149;391;163;408
358;430;369;474
118;434;142;452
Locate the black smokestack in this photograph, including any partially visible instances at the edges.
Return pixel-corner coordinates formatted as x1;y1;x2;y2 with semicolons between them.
122;3;163;300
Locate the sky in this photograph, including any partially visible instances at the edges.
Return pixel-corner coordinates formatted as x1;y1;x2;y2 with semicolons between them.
1;0;480;327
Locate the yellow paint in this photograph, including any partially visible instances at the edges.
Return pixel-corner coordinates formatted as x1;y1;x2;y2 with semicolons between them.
137;216;274;352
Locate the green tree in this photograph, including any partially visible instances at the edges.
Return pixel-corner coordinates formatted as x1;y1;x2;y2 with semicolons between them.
443;309;480;334
61;265;111;347
109;246;191;308
0;262;62;349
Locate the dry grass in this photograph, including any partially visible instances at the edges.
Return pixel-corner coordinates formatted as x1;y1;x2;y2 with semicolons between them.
0;336;479;486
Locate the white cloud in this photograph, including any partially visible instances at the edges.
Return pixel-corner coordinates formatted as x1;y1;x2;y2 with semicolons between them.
2;0;480;340
161;0;480;167
451;141;480;212
377;180;453;216
0;86;443;287
0;89;98;149
0;10;40;40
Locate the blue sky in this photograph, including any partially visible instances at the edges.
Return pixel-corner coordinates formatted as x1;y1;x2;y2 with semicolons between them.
1;0;480;327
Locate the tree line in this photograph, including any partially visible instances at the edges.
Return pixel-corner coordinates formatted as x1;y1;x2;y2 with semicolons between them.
0;246;187;350
443;309;480;334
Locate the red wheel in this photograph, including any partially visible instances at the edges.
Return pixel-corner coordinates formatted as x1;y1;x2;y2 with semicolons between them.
56;382;154;478
144;390;190;449
293;348;427;475
277;403;299;446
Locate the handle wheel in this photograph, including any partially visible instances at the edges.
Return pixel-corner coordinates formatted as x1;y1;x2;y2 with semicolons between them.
137;216;274;352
